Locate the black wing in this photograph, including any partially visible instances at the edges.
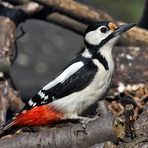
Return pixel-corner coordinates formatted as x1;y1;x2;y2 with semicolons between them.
23;58;97;110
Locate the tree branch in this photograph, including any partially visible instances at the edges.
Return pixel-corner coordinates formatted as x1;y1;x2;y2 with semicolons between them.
33;0;113;24
36;11;87;35
31;0;148;46
2;0;148;46
0;115;125;148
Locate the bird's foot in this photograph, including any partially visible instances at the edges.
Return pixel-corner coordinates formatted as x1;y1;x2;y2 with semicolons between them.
69;115;98;135
78;116;98;129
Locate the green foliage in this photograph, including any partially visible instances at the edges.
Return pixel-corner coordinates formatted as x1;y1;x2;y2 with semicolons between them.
93;0;144;22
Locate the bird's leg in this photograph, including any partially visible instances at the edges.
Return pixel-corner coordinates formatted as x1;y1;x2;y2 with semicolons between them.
76;116;98;128
68;114;98;125
67;114;98;134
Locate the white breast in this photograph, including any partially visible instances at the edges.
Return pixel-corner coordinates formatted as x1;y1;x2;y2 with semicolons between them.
50;59;114;117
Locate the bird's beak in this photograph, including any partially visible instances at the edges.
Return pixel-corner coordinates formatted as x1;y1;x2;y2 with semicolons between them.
113;23;136;36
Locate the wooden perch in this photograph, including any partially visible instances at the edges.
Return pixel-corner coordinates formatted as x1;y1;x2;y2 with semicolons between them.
0;100;125;148
0;115;125;148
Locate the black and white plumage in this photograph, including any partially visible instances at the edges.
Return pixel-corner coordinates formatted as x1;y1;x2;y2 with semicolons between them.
0;21;135;134
26;58;97;109
23;21;135;118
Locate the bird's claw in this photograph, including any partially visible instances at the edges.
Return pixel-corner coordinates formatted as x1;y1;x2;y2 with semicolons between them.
79;116;97;128
67;115;98;135
78;116;98;134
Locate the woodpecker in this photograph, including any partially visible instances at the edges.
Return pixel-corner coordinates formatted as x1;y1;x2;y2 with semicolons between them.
0;21;135;134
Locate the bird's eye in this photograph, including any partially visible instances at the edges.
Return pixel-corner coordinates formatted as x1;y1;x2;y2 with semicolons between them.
100;27;108;33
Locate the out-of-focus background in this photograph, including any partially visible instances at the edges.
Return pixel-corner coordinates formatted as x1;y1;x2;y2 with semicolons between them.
10;0;145;101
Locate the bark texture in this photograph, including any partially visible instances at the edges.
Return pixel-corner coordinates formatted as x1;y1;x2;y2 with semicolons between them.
0;115;124;148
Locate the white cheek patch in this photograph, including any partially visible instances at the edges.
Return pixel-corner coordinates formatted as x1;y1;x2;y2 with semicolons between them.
43;62;84;90
85;29;112;45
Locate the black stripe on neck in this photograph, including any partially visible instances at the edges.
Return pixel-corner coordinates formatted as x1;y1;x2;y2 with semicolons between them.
84;40;98;52
93;52;109;71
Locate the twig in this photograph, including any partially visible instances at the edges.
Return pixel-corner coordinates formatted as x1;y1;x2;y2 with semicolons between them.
117;104;148;148
124;104;136;140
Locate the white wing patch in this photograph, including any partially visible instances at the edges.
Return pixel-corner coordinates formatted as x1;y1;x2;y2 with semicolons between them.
28;100;34;106
43;62;84;90
28;99;37;107
38;90;46;98
44;96;49;100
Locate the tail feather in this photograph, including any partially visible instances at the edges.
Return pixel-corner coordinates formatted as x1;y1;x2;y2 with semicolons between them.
0;121;14;135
